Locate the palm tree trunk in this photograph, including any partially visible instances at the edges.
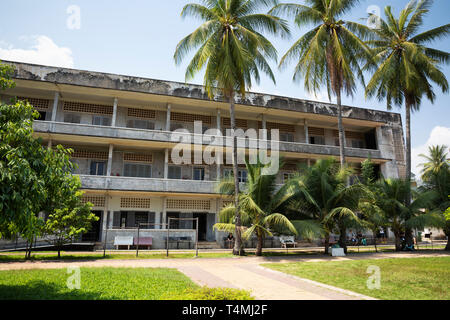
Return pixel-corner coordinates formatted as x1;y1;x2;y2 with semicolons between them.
394;231;401;251
230;95;244;256
405;101;412;204
256;232;263;256
336;89;346;168
324;231;330;254
373;230;378;253
338;223;347;254
444;224;450;251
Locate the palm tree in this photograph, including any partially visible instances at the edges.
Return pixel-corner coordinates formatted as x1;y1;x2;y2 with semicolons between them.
365;0;449;208
288;158;368;254
270;0;374;168
375;178;440;251
174;0;289;255
418;145;450;250
214;160;299;256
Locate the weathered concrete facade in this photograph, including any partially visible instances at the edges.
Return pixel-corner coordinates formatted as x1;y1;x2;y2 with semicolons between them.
1;60;407;249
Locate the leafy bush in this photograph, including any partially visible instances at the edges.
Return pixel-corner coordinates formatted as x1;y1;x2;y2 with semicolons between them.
162;287;253;300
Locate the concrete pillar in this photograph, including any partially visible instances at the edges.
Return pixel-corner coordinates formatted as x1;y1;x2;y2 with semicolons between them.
164;148;169;179
51;92;59;122
166;103;171;131
101;195;109;242
106;144;114;176
262;114;267;140
162;197;167;229
304;119;309;144
155;209;161;230
111;98;118;127
47;140;52;149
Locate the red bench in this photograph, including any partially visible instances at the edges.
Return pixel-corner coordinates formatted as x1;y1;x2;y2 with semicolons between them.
134;237;152;250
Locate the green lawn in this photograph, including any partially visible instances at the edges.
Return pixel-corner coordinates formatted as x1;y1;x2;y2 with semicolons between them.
0;246;446;262
0;267;252;300
264;257;450;300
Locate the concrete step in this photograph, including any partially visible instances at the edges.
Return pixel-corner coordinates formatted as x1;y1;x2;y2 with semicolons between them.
197;242;221;249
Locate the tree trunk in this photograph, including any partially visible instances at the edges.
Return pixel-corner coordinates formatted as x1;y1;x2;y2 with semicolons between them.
373;230;378;253
405;101;412;205
394;231;402;251
324;231;330;254
338;223;347;254
230;96;244;256
405;228;414;247
336;89;346;168
256;232;263;257
444;225;450;251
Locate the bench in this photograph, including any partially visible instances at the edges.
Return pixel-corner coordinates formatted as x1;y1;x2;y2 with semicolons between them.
114;236;134;250
134;237;152;250
164;237;193;249
280;236;296;248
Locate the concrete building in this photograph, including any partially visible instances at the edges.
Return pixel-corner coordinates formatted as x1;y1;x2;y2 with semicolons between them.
1;61;407;249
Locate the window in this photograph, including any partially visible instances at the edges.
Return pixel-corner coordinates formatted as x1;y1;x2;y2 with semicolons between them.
280;132;295;142
238;170;248;183
351;140;365;149
90;161;106;176
92;116;111;126
309;136;325;145
193;167;205;181
123;163;152;178
120;212;127;229
134;212;149;228
126;119;154;130
283;172;295;183
335;138;340;146
224;168;247;182
168;166;182;179
64;113;81;124
224;168;233;178
37;111;46;121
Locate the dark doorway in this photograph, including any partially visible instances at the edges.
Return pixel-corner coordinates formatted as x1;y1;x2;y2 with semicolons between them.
193;213;207;241
82;211;102;242
167;212;180;229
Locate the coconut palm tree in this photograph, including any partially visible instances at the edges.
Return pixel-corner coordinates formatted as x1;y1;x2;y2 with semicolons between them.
174;0;289;255
375;178;441;251
418;145;450;250
214;159;300;256
270;0;374;168
288;158;368;254
365;0;449;206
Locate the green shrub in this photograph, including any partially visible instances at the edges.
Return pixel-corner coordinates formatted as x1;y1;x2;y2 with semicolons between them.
162;287;253;300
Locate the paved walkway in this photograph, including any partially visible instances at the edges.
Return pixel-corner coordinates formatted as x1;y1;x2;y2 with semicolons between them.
1;252;448;300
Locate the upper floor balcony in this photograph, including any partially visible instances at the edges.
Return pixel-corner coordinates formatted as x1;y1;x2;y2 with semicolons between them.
33;120;385;161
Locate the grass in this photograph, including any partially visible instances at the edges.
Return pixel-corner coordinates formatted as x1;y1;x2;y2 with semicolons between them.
0;267;252;300
0;245;446;262
263;256;450;300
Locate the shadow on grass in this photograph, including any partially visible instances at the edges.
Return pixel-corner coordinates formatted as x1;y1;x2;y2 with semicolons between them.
0;280;116;300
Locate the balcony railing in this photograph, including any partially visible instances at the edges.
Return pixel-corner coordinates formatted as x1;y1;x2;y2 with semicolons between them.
34;121;384;160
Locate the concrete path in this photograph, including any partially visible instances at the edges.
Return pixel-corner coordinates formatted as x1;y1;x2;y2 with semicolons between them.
1;252;448;300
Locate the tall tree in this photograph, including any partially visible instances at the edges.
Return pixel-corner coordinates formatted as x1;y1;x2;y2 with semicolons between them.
289;158;368;254
270;0;374;168
418;145;450;250
365;0;449;207
214;159;300;256
0;61;15;90
174;0;289;255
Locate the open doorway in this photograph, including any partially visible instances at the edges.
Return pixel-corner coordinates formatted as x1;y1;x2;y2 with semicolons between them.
193;213;207;241
82;211;102;242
